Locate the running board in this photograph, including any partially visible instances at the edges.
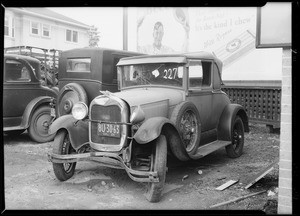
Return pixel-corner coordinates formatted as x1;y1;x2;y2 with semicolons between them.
189;140;231;160
3;126;26;131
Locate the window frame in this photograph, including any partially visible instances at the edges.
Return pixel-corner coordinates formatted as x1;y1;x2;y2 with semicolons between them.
187;59;213;90
30;21;40;36
4;15;15;38
66;58;91;73
66;29;79;43
5;59;32;83
42;24;51;38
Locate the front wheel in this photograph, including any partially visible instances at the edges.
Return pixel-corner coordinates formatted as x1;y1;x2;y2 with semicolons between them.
226;116;244;158
170;102;201;155
146;135;167;203
28;106;55;143
52;130;77;181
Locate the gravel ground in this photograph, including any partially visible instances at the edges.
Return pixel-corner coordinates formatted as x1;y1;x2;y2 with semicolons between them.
2;123;280;212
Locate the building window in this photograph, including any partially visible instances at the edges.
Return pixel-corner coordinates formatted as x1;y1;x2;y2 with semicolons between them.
12;18;15;37
42;24;50;37
5;16;9;36
5;15;15;37
66;29;78;43
66;29;72;41
73;31;78;43
31;22;39;35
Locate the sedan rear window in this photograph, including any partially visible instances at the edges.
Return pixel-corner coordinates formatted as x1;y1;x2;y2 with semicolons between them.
5;59;31;82
67;58;91;73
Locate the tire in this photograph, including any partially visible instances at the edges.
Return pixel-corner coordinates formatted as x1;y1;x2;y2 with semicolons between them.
4;130;25;136
56;83;88;117
226;116;244;158
170;101;201;155
146;135;167;203
52;130;77;181
28;106;55;143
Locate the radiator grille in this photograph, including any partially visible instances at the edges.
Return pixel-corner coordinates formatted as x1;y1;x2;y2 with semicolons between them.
90;104;121;144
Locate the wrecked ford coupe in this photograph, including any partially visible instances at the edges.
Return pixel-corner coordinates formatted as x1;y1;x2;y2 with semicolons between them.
48;52;249;202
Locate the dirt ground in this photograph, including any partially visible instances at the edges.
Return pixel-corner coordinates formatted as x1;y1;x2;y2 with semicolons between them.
3;123;280;212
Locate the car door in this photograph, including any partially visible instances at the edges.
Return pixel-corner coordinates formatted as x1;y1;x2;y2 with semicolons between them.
3;57;39;127
186;59;214;132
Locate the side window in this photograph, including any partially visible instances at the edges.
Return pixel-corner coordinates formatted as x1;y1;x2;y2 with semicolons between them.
5;60;31;82
188;61;212;88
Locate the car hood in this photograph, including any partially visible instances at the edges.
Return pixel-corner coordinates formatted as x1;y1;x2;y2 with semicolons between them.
113;87;185;118
114;87;185;106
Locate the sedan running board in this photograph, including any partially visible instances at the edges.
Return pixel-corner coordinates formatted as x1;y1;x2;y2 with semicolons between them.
189;140;231;160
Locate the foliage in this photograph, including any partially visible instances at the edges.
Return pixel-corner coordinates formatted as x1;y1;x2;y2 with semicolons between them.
88;25;100;47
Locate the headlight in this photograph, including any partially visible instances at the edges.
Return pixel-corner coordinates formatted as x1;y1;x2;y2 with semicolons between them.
72;102;88;120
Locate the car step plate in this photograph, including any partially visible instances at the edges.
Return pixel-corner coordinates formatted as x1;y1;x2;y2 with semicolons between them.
191;140;230;159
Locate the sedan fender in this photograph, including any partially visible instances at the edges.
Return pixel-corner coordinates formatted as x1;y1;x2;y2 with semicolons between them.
217;104;249;141
49;115;89;151
21;96;54;128
133;116;190;161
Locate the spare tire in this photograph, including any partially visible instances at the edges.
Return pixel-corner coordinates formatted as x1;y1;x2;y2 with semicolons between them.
56;83;88;117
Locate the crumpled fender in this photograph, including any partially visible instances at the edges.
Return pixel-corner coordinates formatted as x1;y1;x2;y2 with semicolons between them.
133;117;173;144
49;115;89;151
133;116;190;161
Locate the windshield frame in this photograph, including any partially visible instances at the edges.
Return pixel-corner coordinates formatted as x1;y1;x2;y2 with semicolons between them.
118;63;187;91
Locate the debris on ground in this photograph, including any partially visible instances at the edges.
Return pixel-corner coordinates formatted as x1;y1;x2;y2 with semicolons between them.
197;170;203;175
244;160;279;189
215;179;239;191
209;190;267;209
182;175;189;181
267;187;278;197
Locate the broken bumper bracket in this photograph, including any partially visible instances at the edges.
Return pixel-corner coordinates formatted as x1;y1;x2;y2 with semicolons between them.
47;151;159;183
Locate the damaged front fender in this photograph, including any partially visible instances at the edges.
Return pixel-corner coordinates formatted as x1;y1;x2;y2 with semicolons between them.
49;115;89;151
133;117;172;144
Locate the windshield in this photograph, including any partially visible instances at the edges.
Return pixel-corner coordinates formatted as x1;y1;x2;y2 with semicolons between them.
119;63;184;88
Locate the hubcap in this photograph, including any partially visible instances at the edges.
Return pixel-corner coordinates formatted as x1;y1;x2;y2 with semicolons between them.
232;124;243;152
63;99;73;113
180;110;197;151
36;113;52;136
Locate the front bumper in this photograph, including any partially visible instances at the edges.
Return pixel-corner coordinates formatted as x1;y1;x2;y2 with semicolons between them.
47;151;159;183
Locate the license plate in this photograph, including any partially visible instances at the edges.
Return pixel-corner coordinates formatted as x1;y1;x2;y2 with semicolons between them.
97;123;121;138
50;108;56;117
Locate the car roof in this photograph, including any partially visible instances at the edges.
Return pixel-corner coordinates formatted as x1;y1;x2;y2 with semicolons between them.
4;54;41;64
117;51;223;71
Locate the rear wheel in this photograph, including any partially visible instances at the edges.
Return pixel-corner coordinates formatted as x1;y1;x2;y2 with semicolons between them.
28;106;55;143
146;135;167;203
226;116;244;158
52;130;77;181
